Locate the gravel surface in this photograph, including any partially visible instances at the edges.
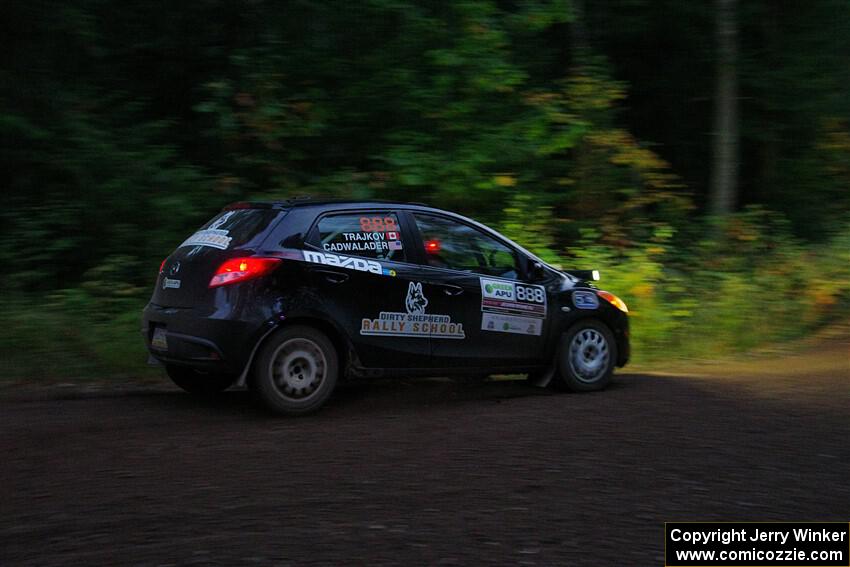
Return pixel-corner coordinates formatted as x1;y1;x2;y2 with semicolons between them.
1;342;848;566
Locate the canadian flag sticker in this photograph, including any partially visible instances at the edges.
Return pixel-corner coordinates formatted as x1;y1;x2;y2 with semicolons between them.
387;231;398;240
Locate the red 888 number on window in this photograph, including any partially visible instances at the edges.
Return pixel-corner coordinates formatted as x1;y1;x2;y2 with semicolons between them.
359;217;398;233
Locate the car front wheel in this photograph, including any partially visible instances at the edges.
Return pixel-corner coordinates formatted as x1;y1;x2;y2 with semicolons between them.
554;320;617;392
251;325;339;415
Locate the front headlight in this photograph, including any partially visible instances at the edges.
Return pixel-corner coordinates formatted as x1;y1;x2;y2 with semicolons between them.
597;290;628;313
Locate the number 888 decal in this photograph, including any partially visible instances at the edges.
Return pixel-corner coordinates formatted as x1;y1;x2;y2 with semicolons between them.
359;216;397;233
516;285;545;304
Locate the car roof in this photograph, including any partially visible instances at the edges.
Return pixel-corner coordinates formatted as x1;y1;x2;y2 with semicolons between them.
226;198;449;215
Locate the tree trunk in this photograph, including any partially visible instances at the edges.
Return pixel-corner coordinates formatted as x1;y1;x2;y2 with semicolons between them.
710;0;739;215
571;0;588;60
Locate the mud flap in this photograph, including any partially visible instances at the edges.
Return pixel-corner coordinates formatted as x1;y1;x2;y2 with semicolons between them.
529;364;556;388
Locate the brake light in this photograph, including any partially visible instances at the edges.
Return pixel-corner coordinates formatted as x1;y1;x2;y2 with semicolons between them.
424;239;441;254
209;257;282;288
597;290;628;313
160;259;167;273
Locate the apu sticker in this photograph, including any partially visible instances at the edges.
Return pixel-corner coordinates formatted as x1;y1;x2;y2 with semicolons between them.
360;282;465;339
572;290;599;309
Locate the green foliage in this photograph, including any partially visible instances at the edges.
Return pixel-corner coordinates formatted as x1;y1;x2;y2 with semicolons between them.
498;194;563;266
553;215;850;363
0;292;155;382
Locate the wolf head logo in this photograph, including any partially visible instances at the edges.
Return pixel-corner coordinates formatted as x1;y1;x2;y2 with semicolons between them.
208;210;235;231
405;282;428;314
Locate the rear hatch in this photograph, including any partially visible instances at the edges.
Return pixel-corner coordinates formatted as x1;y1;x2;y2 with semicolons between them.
152;206;285;308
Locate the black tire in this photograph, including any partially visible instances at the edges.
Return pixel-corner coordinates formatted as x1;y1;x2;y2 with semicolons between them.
166;365;236;396
251;325;339;415
554;319;617;392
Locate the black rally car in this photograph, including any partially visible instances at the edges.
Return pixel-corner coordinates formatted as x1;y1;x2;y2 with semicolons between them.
143;200;629;414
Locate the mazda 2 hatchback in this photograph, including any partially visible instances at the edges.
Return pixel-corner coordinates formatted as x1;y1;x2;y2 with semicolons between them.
143;200;629;415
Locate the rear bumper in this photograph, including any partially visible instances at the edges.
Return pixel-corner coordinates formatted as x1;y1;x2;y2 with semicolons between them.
141;302;265;375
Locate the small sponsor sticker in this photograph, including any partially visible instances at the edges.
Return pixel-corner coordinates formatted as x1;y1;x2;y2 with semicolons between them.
572;290;599;309
481;313;542;336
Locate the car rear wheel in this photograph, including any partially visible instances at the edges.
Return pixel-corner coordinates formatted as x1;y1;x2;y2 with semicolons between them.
252;325;339;415
166;365;236;396
554;320;616;392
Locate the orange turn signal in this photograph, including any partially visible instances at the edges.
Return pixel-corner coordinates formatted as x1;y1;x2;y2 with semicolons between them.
597;290;628;313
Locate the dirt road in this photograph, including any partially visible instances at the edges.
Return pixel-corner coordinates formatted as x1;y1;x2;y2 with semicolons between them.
2;339;848;565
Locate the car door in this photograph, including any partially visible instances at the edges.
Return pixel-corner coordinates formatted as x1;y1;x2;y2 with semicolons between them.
406;212;548;368
303;209;430;369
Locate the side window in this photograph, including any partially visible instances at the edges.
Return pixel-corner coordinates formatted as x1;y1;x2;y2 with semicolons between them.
315;212;405;262
413;213;520;279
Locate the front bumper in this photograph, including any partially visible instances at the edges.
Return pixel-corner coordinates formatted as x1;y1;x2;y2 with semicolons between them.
613;313;630;367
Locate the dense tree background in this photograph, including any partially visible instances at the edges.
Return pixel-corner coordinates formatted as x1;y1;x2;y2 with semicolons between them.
1;0;848;375
4;0;849;285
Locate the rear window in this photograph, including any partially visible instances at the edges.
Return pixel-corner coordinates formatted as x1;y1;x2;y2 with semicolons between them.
179;209;279;251
315;212;405;262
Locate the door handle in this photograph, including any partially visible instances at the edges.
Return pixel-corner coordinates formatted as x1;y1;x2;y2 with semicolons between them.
324;272;349;284
440;284;464;296
311;269;349;284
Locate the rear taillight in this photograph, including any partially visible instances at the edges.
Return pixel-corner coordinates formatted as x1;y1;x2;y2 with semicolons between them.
160;259;167;273
209;257;281;288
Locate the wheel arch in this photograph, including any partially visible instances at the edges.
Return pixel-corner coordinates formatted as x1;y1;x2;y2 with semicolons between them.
554;316;618;391
235;315;354;388
535;313;625;388
556;311;628;367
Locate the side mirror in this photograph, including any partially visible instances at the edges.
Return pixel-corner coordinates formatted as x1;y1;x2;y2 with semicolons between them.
529;261;547;282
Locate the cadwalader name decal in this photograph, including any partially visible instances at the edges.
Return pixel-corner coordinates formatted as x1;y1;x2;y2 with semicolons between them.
361;282;465;339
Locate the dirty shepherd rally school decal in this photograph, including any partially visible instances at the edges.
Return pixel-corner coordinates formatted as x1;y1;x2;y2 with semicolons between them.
360;282;465;339
480;278;546;336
